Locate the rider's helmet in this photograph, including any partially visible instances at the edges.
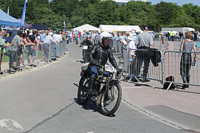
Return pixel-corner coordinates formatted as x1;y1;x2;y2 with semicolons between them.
99;32;112;46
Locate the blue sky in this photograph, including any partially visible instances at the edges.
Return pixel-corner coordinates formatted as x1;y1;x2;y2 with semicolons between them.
149;0;200;6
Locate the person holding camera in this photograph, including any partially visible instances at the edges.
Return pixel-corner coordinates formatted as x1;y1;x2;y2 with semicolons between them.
180;31;197;89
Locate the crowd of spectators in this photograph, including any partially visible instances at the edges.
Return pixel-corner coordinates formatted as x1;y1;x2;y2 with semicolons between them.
0;29;70;74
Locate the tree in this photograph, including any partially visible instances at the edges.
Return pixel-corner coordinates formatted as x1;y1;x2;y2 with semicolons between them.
1;0;200;31
155;2;179;26
95;0;119;26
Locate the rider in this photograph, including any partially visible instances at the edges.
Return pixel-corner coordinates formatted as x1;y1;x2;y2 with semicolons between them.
88;31;120;94
80;34;93;47
80;35;93;62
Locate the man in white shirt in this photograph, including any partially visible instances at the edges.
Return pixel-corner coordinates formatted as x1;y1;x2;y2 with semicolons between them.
43;32;55;61
53;31;62;57
53;31;62;44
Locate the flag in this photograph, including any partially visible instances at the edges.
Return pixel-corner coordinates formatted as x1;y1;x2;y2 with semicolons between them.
21;0;28;26
64;20;66;32
7;6;9;15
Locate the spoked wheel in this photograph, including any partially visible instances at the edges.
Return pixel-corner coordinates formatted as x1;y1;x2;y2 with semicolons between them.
100;83;122;116
77;76;89;104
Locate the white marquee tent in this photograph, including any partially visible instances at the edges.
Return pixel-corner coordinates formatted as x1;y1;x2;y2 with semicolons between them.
73;24;100;32
99;25;142;32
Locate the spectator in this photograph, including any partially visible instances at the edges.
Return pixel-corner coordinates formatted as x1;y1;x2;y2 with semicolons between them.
113;32;118;42
70;31;73;43
40;30;46;43
71;32;74;42
127;35;137;79
23;33;34;65
118;32;125;43
194;32;197;41
53;31;62;44
127;35;137;61
130;31;137;42
66;31;70;44
62;31;66;41
74;30;79;45
0;30;13;71
180;31;197;89
134;29;153;82
29;30;42;66
8;31;23;72
0;29;6;74
43;32;55;61
179;32;183;40
79;31;82;41
16;32;24;67
53;31;62;57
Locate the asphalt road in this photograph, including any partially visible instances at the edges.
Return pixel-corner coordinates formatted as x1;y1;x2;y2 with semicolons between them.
0;43;189;133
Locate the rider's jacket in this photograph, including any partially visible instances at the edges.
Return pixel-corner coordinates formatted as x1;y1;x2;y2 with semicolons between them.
89;43;119;70
80;39;93;47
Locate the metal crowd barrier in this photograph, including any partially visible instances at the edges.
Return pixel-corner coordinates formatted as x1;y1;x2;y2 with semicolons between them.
0;41;67;77
122;48;163;87
163;51;200;90
116;41;123;55
122;47;129;73
112;40;199;91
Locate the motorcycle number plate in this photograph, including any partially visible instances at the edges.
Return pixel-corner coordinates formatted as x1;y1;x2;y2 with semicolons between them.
83;46;88;49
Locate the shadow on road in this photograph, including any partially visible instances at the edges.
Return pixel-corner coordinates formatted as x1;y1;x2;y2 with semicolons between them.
74;98;116;117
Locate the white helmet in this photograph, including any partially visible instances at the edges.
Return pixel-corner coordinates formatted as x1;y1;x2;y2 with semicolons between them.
99;31;112;43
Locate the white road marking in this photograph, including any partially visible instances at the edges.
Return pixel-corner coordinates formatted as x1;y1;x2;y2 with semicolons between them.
87;132;94;133
0;119;23;131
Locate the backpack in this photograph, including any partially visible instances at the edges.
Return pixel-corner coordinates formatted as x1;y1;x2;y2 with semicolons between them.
163;76;176;90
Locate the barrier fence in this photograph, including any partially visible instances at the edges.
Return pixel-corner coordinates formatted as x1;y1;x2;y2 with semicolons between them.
163;51;200;90
0;41;67;76
113;40;200;90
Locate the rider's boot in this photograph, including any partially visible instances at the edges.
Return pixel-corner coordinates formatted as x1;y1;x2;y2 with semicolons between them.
88;77;96;95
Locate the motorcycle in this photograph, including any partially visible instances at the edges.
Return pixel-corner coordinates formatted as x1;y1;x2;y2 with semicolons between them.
78;63;122;116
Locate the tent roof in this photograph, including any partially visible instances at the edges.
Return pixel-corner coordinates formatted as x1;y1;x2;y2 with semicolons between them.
0;9;22;27
18;19;32;29
73;24;100;32
31;24;48;30
99;25;142;32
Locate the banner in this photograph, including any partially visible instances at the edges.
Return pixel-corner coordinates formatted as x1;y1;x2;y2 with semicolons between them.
21;0;28;26
7;6;9;15
64;20;66;32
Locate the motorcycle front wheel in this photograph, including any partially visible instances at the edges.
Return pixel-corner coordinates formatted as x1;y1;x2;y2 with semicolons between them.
77;76;89;104
100;83;122;116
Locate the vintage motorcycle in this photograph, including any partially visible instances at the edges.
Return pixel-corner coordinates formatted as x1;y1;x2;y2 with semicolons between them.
82;44;91;63
77;63;122;116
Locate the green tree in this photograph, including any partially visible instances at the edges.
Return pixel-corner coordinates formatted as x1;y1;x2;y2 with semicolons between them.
95;0;119;26
170;7;193;27
155;2;179;26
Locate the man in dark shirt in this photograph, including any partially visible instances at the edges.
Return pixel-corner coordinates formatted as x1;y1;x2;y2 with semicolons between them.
134;30;153;82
